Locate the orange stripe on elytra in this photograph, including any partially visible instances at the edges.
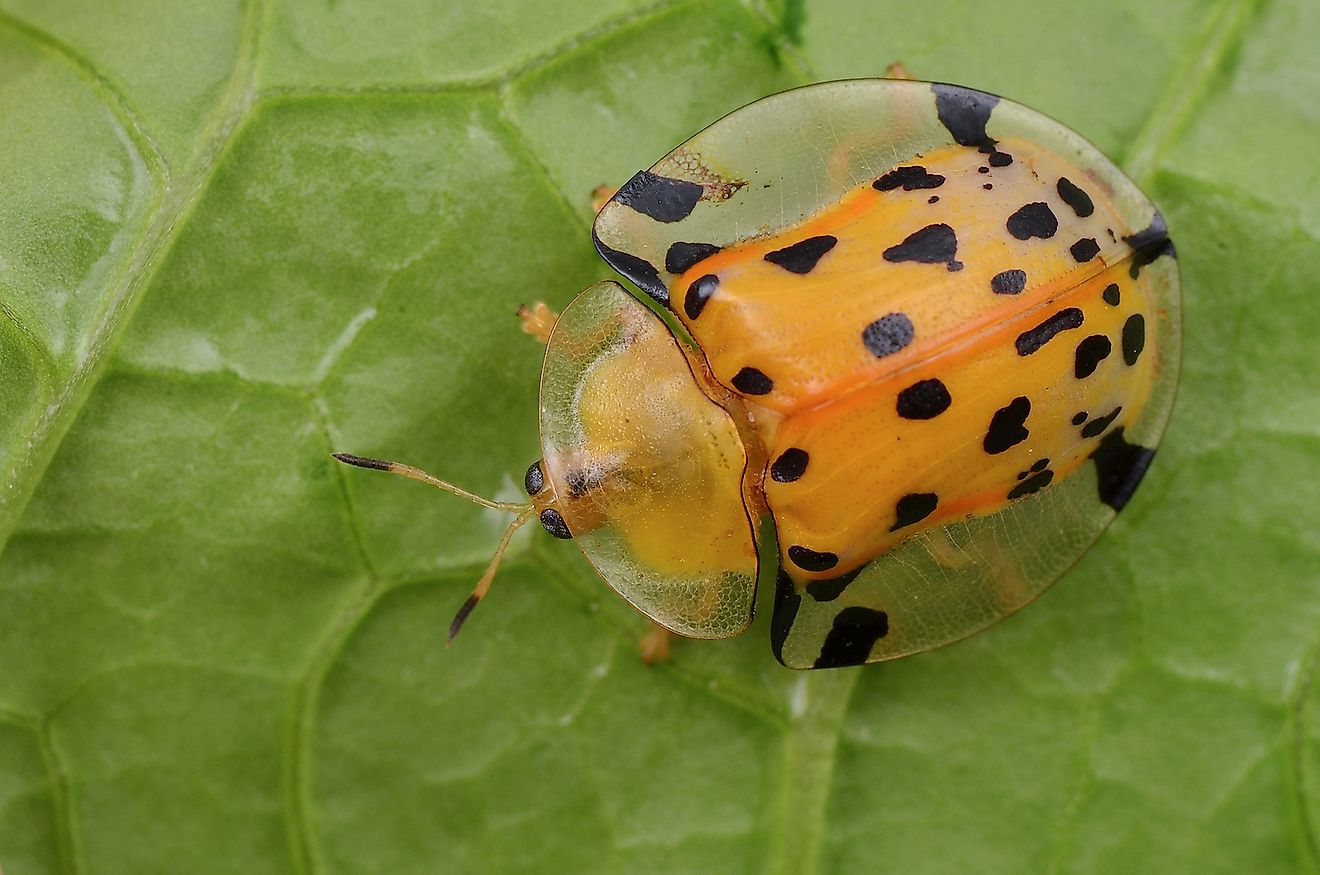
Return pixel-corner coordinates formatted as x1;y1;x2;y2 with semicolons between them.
786;254;1128;417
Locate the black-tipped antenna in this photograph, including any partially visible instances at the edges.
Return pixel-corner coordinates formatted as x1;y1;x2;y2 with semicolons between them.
332;453;531;512
447;508;533;644
333;452;536;642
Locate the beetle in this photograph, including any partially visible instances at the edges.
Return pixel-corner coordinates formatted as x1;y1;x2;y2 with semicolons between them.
335;78;1179;669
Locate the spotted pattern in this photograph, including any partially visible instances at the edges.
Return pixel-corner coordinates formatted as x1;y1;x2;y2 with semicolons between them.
1016;307;1084;356
1074;334;1112;379
890;492;939;531
862;313;915;359
592;80;1179;669
684;274;719;320
1081;405;1122;439
896;378;951;420
770;570;800;665
764;235;838;274
770;448;810;483
991;269;1027;295
732;366;774;396
874;165;945;191
814;606;890;668
789;545;839;573
1056;177;1095;217
592;231;668;304
1070;237;1101;263
1006;202;1058;240
665;241;721;275
1090;427;1156;511
1122;314;1146;365
614;170;703;223
984;396;1031;454
883;223;963;271
1008;468;1053;499
1124;213;1177;278
933;83;1000;152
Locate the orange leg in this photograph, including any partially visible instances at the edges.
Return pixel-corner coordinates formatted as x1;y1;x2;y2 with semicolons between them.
638;621;673;665
884;61;914;80
517;302;559;344
591;183;618;214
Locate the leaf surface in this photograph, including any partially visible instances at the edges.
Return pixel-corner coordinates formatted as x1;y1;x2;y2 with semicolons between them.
1;1;1318;873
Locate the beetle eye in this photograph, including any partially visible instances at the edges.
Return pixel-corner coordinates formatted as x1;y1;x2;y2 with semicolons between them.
523;460;545;496
538;508;572;540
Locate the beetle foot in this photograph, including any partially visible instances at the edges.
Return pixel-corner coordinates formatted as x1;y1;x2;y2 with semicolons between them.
517;302;559;344
638;622;673;665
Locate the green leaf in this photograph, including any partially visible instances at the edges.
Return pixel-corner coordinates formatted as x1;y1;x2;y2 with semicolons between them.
1;0;1317;872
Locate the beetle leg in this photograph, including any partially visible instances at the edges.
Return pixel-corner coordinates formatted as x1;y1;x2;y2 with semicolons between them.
638;621;673;665
591;183;618;214
517;302;559;344
883;61;914;80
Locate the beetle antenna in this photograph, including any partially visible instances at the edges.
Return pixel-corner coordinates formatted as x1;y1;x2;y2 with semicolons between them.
447;508;534;644
332;453;532;513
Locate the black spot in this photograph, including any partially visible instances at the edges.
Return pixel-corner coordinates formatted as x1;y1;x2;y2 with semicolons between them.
1006;202;1058;240
806;568;863;602
933;83;1000;152
988;151;1013;167
983;396;1031;454
1008;469;1054;499
770;448;809;483
1081;405;1122;439
862;312;915;358
883;223;962;271
1016;307;1084;355
983;183;994;190
765;235;838;274
1102;282;1121;306
684;274;719;320
1074;334;1112;379
1124;212;1176;278
814;606;890;669
1016;471;1029;481
1070;237;1101;263
1056;177;1095;217
889;492;939;531
896;378;952;420
928;195;940;204
613;170;702;223
1090;427;1155;511
592;230;668;305
874;166;946;192
789;545;839;573
1030;457;1050;473
991;269;1027;295
978;166;990;174
732;367;774;396
538;508;572;539
1072;411;1088;426
1122;314;1146;365
665;241;722;275
771;569;801;666
523;461;545;496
